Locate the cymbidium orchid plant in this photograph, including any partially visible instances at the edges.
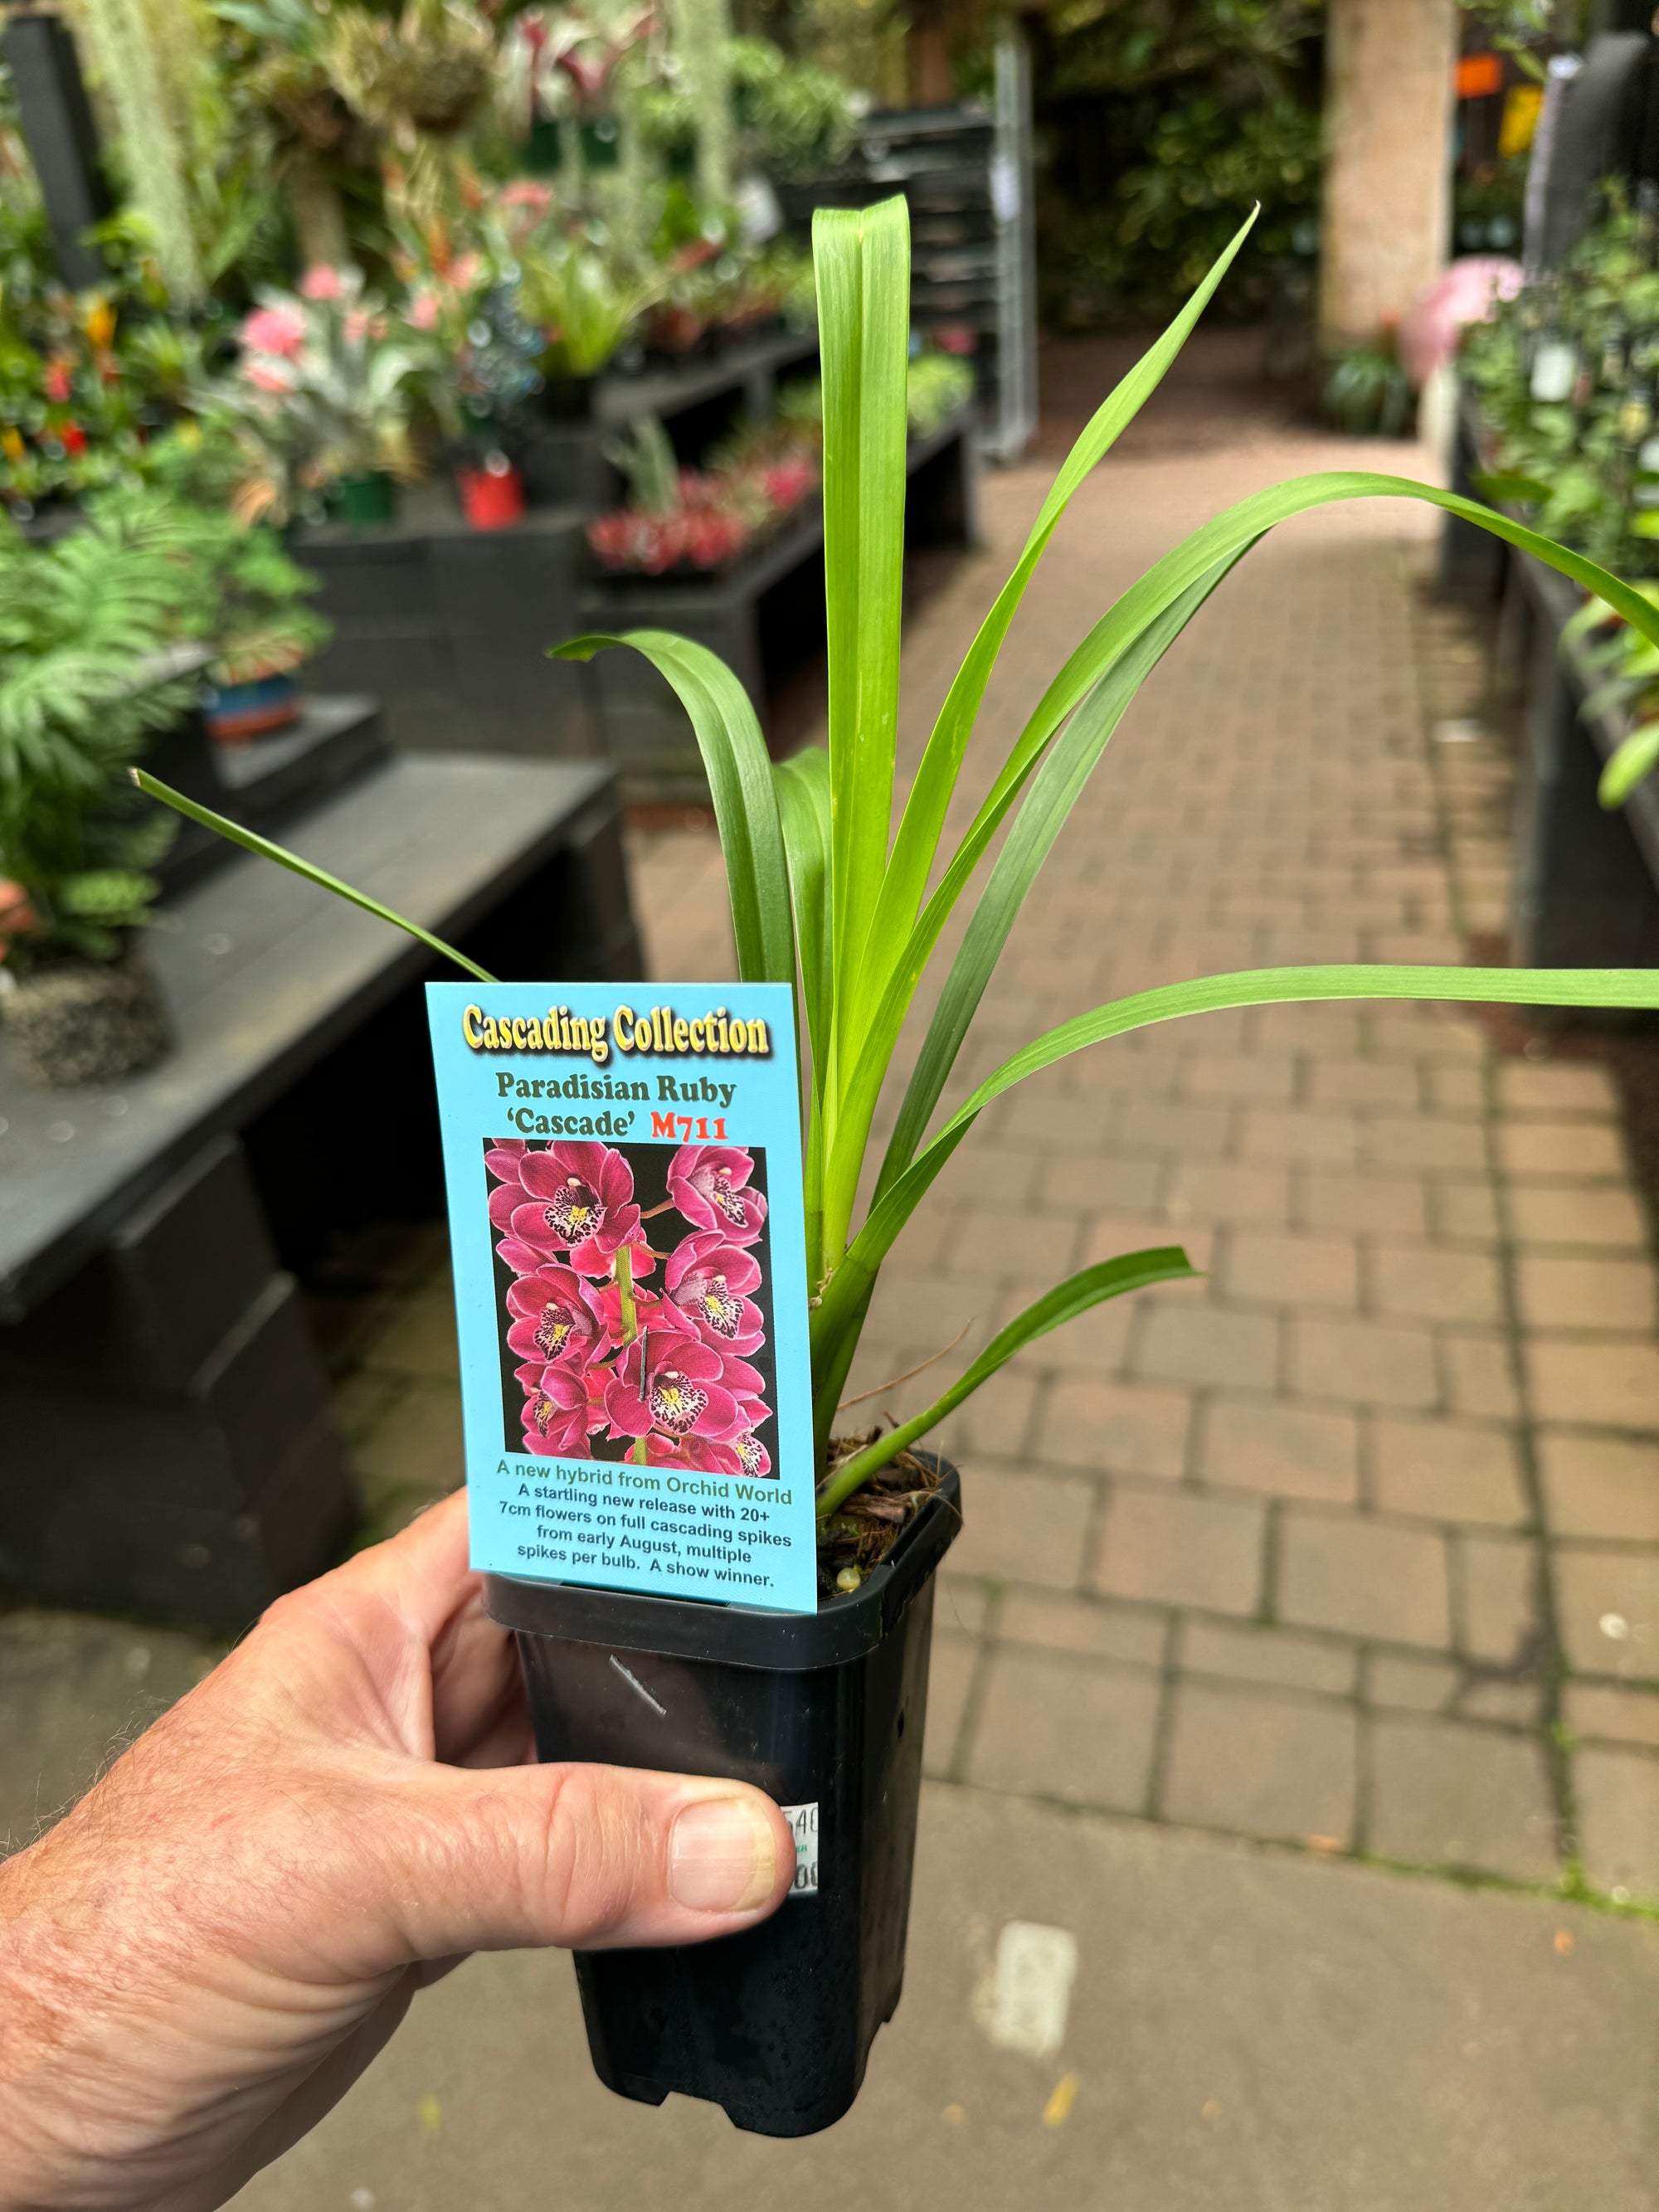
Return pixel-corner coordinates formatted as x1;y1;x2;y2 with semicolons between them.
141;197;1659;1541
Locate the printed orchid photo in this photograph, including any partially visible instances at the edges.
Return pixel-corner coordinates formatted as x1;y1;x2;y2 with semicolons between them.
484;1135;776;1478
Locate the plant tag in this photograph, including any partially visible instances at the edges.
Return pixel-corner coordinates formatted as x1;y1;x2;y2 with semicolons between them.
426;980;820;1613
781;1801;819;1895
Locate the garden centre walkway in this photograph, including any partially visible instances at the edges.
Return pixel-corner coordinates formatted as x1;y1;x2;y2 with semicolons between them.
6;342;1659;2208
624;373;1659;1913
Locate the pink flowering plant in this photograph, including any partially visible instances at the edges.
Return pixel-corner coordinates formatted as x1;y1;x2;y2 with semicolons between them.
141;197;1659;1546
488;1136;776;1478
215;265;431;504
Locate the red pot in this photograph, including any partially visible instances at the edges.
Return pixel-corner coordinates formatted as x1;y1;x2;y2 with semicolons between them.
456;457;526;531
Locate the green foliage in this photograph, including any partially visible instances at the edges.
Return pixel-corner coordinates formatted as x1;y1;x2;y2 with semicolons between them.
903;352;975;438
1036;0;1321;329
0;500;199;962
0;488;328;964
1324;342;1414;439
1461;192;1659;579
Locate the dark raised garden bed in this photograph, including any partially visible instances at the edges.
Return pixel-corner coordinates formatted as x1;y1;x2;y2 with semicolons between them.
580;409;980;805
0;753;642;1631
1443;391;1659;975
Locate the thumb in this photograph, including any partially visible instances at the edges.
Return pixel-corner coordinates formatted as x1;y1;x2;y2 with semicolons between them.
371;1761;796;1962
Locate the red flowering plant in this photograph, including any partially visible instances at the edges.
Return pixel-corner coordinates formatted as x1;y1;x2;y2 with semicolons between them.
484;1137;776;1472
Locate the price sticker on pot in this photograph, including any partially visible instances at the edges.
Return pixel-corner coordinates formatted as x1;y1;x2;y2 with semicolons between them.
426;980;820;1613
781;1802;819;1896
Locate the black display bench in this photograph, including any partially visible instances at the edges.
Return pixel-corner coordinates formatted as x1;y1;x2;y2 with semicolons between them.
581;409;980;804
0;753;642;1630
300;329;821;765
1443;394;1659;973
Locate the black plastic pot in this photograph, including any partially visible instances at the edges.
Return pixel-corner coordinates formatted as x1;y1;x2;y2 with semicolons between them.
484;1460;960;2137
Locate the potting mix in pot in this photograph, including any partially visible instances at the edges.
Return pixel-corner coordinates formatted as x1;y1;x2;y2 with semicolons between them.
139;198;1659;2137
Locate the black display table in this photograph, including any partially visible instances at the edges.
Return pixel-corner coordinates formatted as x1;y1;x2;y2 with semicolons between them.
0;753;642;1628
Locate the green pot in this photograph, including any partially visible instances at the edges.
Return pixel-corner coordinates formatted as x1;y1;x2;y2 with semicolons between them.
580;115;622;169
329;471;398;528
526;114;564;174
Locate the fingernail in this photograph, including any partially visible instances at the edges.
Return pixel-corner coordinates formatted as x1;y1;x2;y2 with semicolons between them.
669;1796;776;1913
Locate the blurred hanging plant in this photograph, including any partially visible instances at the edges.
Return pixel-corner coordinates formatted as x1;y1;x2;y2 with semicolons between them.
1036;0;1322;328
140;202;1659;1537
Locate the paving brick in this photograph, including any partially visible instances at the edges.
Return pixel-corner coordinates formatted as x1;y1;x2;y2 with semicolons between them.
1163;1158;1291;1227
1287;1315;1438;1407
1090;1485;1265;1616
936;1574;992;1636
351;1379;465;1505
1370;1415;1528;1527
1453;1533;1540;1667
1198;1396;1359;1503
997;1587;1168;1666
1278;1514;1452;1647
1368;1244;1505;1325
1564;1680;1659;1748
1459;1678;1544;1727
1220;1230;1360;1310
1498;1121;1629;1179
1161;1681;1356;1844
1367;1651;1459;1714
1238;1108;1360;1165
1182;1054;1296;1101
1310;1059;1421;1108
356;1290;460;1378
1034;1376;1191;1479
923;1629;978;1779
1574;1747;1659;1898
1506;1184;1649;1251
947;1204;1082;1282
1441;1332;1523;1422
966;1646;1160;1811
1369;1718;1559;1881
1297;1167;1435;1239
1514;1255;1659;1334
1554;1549;1659;1681
1525;1337;1659;1429
1496;1060;1619;1114
1180;1616;1357;1696
934;1465;1096;1591
1423;1065;1485;1113
935;1368;1039;1461
1362;1117;1487;1172
1538;1431;1659;1541
1427;1179;1501;1245
1136;1304;1280;1391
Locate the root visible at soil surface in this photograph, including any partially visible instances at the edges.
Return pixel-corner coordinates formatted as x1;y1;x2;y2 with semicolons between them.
815;1432;943;1604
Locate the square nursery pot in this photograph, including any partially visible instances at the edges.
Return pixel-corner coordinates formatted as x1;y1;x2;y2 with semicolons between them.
483;1456;961;2137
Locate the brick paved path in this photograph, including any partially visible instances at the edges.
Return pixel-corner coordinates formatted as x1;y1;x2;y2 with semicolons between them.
620;422;1659;1911
324;405;1659;1913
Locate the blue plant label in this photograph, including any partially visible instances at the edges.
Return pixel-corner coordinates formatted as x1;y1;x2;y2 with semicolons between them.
426;980;819;1613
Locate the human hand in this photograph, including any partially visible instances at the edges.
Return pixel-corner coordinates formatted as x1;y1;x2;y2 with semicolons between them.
0;1490;793;2212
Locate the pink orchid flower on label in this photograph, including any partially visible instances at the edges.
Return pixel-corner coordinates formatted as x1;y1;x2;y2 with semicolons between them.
604;1330;744;1443
664;1228;764;1352
509;1141;651;1279
504;1265;603;1368
727;1412;771;1478
666;1145;767;1245
513;1359;596;1456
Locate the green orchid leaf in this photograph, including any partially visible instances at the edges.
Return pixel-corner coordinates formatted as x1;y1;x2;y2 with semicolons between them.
132;770;497;984
816;1246;1198;1514
814;198;911;1082
552;630;795;987
1598;720;1659;806
810;960;1659;1373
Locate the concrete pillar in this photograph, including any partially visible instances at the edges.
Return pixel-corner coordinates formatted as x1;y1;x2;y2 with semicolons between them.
1320;0;1458;351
